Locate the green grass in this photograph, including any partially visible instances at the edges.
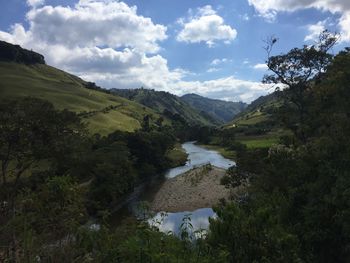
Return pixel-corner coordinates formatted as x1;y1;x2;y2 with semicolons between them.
87;110;141;135
238;136;279;149
235;129;289;149
166;143;188;168
233;110;270;126
0;62;162;135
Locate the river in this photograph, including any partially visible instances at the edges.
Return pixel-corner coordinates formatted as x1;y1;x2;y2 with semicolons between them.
149;142;235;235
165;141;235;178
110;142;235;235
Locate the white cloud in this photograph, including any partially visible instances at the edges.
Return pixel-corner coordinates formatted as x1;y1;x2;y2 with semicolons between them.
27;0;44;8
0;0;270;103
24;1;167;53
248;0;350;41
304;20;326;41
169;77;273;103
176;5;237;47
339;12;350;41
253;63;268;70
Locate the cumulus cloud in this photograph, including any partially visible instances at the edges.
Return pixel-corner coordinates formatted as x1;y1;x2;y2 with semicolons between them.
26;0;167;53
176;5;237;47
0;0;269;103
0;0;169;85
248;0;350;41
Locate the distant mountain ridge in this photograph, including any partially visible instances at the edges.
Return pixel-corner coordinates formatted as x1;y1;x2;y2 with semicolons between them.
111;88;220;126
181;93;247;123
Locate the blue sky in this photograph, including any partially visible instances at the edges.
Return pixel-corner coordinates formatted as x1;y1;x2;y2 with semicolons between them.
0;0;349;102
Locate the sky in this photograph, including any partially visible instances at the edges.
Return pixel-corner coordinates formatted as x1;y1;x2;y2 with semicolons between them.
0;0;349;103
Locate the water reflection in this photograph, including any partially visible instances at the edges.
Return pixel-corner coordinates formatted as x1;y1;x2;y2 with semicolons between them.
166;142;235;178
149;208;216;236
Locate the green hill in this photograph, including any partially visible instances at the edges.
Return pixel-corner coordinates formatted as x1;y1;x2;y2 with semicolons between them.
0;43;164;135
223;92;285;148
229;92;280;127
181;93;247;123
111;88;220;126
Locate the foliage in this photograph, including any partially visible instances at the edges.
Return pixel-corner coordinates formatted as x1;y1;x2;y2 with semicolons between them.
0;97;86;187
88;141;136;211
209;44;350;262
263;30;339;141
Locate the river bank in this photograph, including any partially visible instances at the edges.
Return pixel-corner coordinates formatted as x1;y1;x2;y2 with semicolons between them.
151;164;232;212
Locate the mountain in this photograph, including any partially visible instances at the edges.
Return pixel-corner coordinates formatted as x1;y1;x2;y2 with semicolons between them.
111;88;220;126
181;93;247;123
0;41;165;135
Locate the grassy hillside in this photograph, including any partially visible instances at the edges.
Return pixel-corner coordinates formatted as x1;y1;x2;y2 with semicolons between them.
181;93;247;123
112;88;219;126
0;62;163;135
229;93;280;126
221;92;285;149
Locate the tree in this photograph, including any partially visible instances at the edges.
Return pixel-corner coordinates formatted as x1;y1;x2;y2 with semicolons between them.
263;30;339;141
89;142;136;211
0;97;86;188
141;114;151;132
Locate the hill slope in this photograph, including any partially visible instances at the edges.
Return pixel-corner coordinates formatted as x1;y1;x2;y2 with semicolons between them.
111;88;220;126
181;93;247;123
229;92;280;127
0;43;163;135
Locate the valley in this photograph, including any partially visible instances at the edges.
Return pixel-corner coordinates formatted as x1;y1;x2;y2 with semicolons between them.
1;26;349;263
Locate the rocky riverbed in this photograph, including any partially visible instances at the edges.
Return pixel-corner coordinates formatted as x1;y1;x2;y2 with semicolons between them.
151;164;233;212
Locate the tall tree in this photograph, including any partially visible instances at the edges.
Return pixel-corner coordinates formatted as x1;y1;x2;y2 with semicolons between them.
263;30;339;141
